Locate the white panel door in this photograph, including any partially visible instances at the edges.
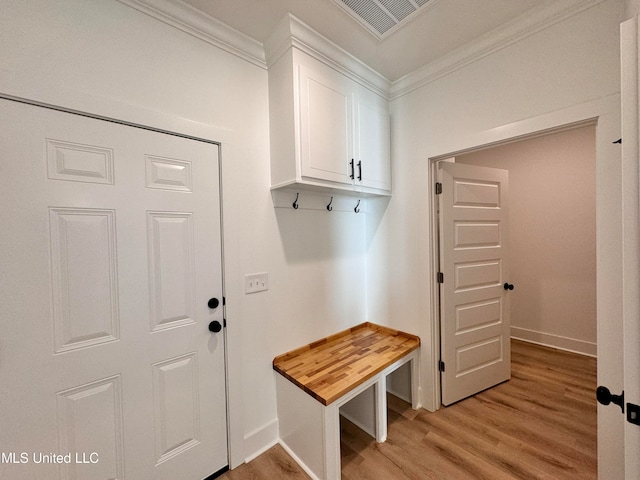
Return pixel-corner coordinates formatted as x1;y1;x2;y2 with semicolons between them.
298;63;355;186
438;162;511;406
620;16;640;480
0;99;227;479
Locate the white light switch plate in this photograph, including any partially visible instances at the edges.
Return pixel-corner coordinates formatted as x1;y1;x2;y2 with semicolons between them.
245;272;268;294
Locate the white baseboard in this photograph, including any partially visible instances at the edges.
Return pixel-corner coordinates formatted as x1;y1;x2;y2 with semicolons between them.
511;326;596;357
243;418;279;463
278;440;321;480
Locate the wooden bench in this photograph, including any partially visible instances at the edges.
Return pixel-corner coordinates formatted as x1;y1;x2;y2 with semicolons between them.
273;322;420;480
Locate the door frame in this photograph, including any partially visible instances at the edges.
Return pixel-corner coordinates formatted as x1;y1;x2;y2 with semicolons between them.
423;94;623;476
0;93;234;471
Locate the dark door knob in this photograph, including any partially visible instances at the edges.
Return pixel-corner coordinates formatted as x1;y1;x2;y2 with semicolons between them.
208;298;220;309
596;386;624;412
503;283;514;290
208;321;222;333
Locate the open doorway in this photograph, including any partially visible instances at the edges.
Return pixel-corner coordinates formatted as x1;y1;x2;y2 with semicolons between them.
433;122;597;405
455;123;597;358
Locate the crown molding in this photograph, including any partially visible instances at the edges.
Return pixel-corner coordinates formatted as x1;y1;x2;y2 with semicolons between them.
390;0;609;100
265;13;392;99
116;0;266;69
116;0;608;101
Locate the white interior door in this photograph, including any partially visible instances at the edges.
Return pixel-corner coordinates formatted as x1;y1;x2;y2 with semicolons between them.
438;162;511;406
0;99;228;479
620;16;640;479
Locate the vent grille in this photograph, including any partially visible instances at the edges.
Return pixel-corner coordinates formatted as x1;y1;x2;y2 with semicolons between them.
334;0;433;38
378;0;416;22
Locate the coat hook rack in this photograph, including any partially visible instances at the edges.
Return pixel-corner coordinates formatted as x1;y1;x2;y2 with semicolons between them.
272;189;366;213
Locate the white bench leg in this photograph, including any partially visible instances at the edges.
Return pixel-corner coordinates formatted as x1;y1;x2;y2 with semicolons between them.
410;353;420;410
375;376;387;442
323;403;341;480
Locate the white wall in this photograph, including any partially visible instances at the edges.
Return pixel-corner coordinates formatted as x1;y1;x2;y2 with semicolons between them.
367;0;625;477
627;0;640;16
456;125;597;355
0;0;368;467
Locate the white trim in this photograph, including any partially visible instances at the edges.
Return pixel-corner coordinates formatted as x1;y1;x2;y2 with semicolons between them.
511;327;597;357
390;0;609;99
430;95;616;162
0;77;235;146
278;441;321;480
116;0;266;69
242;418;280;463
115;0;608;103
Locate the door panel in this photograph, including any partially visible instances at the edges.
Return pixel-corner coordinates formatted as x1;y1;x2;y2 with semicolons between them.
0;99;227;479
56;375;124;479
50;207;120;352
147;211;196;331
355;91;391;191
298;64;354;185
439;162;510;405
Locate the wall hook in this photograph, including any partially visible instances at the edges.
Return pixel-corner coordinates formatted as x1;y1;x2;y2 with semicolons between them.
292;192;299;209
354;199;361;213
613;138;622;144
326;196;333;211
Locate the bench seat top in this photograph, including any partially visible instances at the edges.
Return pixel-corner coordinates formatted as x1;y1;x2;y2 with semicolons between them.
273;322;420;405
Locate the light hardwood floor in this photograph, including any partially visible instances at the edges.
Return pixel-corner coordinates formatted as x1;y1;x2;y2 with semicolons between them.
220;339;597;480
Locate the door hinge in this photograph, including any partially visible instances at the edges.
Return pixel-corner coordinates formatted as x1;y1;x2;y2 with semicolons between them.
437;272;444;283
439;361;445;372
435;182;442;195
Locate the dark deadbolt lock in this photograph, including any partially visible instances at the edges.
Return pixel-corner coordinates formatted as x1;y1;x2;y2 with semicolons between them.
208;321;222;333
208;297;220;309
503;283;514;290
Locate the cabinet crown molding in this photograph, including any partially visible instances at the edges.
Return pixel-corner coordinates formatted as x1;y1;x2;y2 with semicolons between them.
265;13;392;99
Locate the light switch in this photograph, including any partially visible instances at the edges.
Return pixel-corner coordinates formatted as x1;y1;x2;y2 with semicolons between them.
245;272;268;294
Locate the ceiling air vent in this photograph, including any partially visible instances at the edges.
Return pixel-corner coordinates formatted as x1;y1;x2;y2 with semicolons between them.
333;0;434;39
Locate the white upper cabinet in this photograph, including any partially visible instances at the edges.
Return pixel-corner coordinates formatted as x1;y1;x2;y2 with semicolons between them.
298;62;355;187
267;21;391;196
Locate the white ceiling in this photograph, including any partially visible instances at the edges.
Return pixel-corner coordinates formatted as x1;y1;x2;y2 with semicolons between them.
180;0;543;81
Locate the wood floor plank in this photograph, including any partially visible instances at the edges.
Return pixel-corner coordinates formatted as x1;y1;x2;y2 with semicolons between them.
219;339;597;480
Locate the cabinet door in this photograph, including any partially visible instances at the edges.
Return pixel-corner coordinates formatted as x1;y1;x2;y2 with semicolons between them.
356;92;391;192
298;64;354;186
